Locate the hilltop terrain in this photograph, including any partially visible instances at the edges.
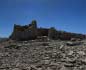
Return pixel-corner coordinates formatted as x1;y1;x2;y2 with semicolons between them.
0;20;86;70
0;39;86;70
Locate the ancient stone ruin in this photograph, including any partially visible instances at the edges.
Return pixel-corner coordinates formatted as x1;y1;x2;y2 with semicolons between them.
10;20;49;41
10;20;86;41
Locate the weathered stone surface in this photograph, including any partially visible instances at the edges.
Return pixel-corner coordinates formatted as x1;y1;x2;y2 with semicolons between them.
0;39;86;69
12;68;21;70
10;20;86;41
66;41;82;46
10;20;37;40
48;27;58;40
37;28;49;36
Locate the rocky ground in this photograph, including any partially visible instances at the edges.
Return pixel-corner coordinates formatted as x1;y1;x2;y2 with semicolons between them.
0;39;86;70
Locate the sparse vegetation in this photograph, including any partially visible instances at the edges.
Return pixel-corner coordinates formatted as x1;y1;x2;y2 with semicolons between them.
5;44;21;49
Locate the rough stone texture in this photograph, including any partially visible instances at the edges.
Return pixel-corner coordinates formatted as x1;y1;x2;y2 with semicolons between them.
48;27;58;40
10;20;38;41
10;20;86;41
37;28;49;36
0;39;86;70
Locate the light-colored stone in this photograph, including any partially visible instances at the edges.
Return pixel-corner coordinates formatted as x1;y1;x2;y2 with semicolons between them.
12;68;21;70
68;51;74;56
44;60;51;65
77;51;85;56
60;45;64;50
60;65;68;70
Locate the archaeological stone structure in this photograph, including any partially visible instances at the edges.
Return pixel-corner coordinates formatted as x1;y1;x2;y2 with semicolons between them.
10;20;86;41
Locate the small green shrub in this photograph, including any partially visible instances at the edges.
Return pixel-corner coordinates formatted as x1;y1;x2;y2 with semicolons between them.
5;44;20;49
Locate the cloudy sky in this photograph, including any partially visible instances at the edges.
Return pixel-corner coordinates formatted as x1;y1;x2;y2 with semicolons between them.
0;0;86;37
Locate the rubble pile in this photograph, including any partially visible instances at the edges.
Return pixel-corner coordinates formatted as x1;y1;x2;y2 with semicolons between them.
0;40;86;70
